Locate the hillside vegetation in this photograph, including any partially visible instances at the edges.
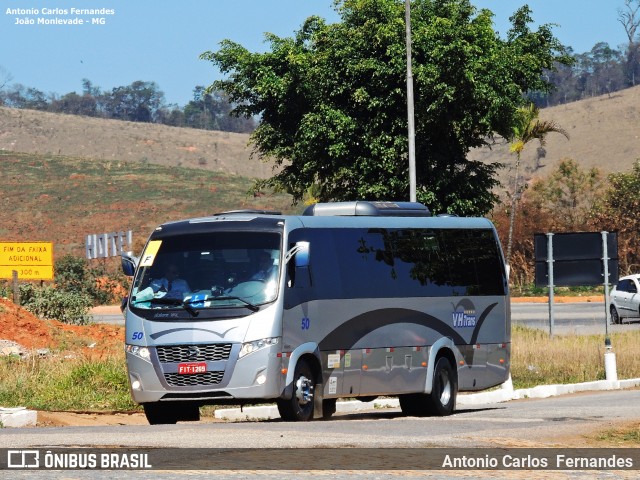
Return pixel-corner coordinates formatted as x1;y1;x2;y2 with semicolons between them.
2;84;640;259
0;106;272;179
0;151;295;258
471;85;640;188
3;85;640;201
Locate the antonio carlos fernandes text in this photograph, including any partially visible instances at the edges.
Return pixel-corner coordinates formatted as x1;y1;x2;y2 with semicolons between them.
442;454;634;469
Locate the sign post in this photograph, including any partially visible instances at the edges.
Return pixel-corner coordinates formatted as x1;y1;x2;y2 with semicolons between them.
602;231;611;336
547;233;555;338
12;269;19;304
534;231;618;337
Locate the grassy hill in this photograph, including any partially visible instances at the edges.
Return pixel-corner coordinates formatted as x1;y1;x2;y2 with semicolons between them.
470;85;640;187
3;83;640;260
0;108;294;259
0;106;273;179
0;151;296;258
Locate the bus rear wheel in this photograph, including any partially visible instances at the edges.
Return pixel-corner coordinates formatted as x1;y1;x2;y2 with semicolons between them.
399;356;456;417
277;358;316;421
425;356;457;416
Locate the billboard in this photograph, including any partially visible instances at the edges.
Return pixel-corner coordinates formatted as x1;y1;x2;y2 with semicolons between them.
534;232;618;287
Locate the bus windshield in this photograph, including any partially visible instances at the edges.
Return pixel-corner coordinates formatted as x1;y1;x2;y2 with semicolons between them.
130;231;281;311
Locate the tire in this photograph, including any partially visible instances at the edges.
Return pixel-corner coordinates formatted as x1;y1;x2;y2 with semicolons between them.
322;398;337;420
610;305;621;325
143;402;200;425
276;358;316;421
143;402;178;425
399;356;457;417
399;393;425;416
425;356;457;416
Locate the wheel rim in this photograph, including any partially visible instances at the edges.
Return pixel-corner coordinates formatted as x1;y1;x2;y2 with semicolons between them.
437;369;451;406
295;375;314;406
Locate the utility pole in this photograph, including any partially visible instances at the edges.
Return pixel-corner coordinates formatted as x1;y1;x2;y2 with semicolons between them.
405;0;417;202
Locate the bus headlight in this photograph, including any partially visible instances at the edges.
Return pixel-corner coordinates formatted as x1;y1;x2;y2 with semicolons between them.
125;344;151;362
239;337;279;358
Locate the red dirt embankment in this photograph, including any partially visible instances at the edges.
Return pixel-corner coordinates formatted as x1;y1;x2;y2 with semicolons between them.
0;297;123;357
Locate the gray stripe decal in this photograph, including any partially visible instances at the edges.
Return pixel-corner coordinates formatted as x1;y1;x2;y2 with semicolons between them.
149;326;237;340
317;303;499;358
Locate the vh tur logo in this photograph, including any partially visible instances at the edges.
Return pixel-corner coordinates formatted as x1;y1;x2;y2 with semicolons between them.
451;299;477;328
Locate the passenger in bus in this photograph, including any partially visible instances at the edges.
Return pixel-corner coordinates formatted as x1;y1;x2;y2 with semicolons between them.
150;263;191;299
251;251;277;281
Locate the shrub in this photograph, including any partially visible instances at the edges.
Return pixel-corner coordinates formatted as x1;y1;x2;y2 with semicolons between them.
19;283;92;325
55;254;128;305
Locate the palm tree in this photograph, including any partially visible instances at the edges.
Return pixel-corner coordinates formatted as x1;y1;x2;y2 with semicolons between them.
505;104;569;266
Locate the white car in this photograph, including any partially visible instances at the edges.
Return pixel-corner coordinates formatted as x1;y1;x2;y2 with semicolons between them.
610;274;640;324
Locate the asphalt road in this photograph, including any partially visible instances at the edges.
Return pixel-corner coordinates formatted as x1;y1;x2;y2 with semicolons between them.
511;301;640;335
2;389;639;449
2;389;639;478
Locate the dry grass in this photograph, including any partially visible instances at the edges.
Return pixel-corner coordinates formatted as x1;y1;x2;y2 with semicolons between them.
0;106;277;179
4;86;640;197
0;151;296;258
511;325;640;388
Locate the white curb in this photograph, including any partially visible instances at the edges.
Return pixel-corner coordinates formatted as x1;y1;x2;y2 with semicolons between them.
214;377;640;421
0;407;37;428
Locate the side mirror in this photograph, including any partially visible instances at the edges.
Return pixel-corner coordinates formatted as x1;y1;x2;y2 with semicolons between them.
120;296;128;313
285;242;311;288
284;242;310;266
121;251;138;277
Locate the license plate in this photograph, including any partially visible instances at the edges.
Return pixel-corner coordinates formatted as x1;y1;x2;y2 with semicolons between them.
178;362;207;374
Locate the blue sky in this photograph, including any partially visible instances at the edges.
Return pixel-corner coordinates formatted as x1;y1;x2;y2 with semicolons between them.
0;1;630;107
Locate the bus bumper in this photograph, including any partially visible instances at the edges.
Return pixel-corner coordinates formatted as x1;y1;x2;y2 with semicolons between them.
126;344;283;404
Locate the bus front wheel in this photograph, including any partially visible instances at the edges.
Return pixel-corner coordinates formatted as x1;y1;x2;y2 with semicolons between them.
143;401;200;425
277;358;316;421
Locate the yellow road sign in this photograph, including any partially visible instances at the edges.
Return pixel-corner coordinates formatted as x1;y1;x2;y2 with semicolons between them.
0;242;54;280
0;265;54;281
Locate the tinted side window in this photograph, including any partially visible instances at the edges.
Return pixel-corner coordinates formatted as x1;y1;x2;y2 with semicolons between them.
330;228;505;298
442;229;506;296
617;279;630;292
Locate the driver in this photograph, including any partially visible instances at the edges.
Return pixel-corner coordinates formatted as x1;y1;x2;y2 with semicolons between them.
251;251;277;281
150;263;191;299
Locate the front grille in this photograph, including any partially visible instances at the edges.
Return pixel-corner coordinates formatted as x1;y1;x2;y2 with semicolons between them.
164;371;225;387
156;344;232;363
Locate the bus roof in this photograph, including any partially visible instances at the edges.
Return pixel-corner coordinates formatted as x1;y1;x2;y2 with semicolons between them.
302;201;430;217
153;202;495;235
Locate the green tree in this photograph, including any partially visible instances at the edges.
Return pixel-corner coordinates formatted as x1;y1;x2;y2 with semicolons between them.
618;0;640;86
505;104;568;264
49;91;98;116
593;160;640;273
526;158;603;231
201;0;570;215
101;81;165;122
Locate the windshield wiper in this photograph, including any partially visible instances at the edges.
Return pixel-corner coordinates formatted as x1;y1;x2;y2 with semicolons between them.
150;297;199;317
205;295;260;312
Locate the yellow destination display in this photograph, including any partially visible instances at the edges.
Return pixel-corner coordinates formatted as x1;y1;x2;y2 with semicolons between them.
0;242;54;280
